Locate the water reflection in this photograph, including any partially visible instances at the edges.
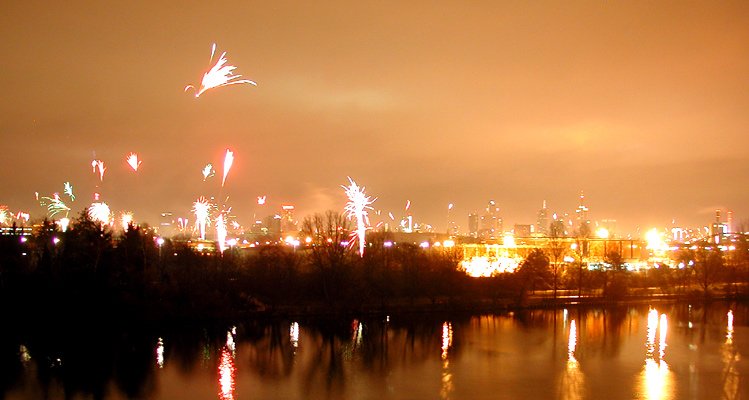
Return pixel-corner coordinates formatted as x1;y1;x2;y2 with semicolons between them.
290;322;300;350
440;321;454;400
641;309;673;400
560;319;585;400
722;309;739;400
155;337;164;368
3;305;749;399
218;346;236;400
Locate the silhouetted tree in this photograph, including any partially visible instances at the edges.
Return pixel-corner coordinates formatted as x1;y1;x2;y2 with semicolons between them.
300;211;354;304
516;249;551;301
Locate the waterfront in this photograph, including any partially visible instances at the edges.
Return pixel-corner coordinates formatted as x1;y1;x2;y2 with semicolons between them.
1;301;747;399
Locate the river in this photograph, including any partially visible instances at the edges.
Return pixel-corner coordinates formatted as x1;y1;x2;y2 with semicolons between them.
2;301;747;399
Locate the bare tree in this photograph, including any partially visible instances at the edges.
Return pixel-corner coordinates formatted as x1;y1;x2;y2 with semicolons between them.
300;211;352;303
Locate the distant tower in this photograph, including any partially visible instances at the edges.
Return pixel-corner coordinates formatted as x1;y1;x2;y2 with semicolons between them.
727;210;733;234
536;200;549;236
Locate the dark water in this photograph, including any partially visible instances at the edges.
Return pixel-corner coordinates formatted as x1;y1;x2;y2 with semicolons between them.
3;302;749;399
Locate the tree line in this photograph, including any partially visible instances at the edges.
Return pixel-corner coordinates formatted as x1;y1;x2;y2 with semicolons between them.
2;210;749;323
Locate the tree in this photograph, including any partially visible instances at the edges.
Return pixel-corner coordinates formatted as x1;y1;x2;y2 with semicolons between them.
516;248;551;301
694;244;723;297
300;211;353;304
546;234;567;299
603;250;628;299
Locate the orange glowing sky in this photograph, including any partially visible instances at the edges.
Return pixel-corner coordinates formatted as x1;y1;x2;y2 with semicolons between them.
1;1;748;234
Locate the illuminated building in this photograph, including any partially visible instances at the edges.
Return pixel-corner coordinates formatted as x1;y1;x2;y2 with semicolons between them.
536;200;549;236
280;205;298;233
574;192;592;237
513;224;531;237
479;200;502;239
468;212;479;238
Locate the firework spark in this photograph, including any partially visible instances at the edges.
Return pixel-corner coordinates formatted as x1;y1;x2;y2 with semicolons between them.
64;182;75;201
185;43;257;98
202;164;215;181
342;177;376;257
126;153;142;172
88;202;111;225
192;197;212;240
222;149;234;187
257;196;266;205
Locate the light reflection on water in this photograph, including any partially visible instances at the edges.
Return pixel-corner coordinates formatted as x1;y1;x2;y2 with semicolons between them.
640;309;673;400
559;319;585;400
440;321;454;400
723;309;740;400
4;303;749;400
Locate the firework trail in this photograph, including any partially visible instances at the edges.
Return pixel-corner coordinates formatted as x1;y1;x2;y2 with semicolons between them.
388;212;395;221
16;212;30;223
64;182;75;201
202;164;215;181
92;160;106;181
91;160;97;173
192;197;212;240
342;177;376;257
216;213;227;253
126;153;142;172
405;200;411;211
88;202;111;225
185;43;257;98
222;149;234;187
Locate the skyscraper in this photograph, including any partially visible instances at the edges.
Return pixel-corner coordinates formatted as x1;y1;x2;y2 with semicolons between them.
536;200;549;236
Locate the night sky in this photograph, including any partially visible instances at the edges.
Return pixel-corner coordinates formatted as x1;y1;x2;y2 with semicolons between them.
2;1;748;235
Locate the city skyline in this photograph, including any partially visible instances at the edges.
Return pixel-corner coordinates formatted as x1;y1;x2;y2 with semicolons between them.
2;2;749;235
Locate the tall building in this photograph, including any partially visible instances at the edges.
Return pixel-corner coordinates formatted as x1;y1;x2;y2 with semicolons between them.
536;200;549;236
575;191;591;237
480;200;502;239
468;212;479;238
280;205;297;233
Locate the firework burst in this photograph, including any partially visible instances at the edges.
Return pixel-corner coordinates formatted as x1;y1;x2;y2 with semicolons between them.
0;206;9;226
126;153;142;172
88;202;111;225
192;197;212;240
185;43;257;98
41;193;71;219
120;211;135;231
342;177;376;257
